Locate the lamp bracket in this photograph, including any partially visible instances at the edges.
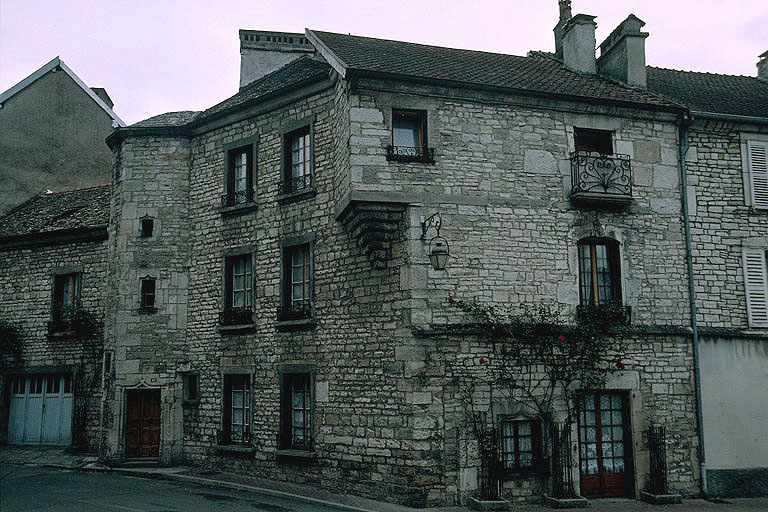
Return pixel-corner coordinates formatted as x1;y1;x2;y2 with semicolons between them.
421;212;442;239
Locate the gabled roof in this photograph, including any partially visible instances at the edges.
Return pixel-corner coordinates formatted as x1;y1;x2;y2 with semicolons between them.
0;57;125;127
306;30;678;111
647;67;768;119
123;56;331;131
0;185;111;241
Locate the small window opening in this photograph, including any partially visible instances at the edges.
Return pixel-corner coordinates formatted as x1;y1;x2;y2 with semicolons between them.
141;218;154;237
574;128;613;155
140;278;157;313
185;373;200;402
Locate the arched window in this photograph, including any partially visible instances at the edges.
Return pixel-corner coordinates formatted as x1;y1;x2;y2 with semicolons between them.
578;238;622;306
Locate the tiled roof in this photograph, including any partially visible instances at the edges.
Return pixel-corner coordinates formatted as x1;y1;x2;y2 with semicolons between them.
309;30;678;110
0;185;110;240
194;56;331;122
130;111;200;128
647;67;768;118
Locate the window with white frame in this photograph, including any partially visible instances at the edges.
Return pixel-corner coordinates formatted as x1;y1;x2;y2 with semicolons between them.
743;249;768;327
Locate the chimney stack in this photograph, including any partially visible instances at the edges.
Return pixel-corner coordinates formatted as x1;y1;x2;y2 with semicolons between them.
561;14;598;74
239;30;314;88
597;15;649;89
553;0;573;59
759;51;768;82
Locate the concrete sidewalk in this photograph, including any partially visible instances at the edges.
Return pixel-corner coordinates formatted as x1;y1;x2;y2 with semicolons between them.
3;445;768;511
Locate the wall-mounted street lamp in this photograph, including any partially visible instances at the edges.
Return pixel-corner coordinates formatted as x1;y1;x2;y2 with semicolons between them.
421;212;450;271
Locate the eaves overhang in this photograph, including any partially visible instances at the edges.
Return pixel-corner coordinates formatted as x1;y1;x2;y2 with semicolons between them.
0;224;108;251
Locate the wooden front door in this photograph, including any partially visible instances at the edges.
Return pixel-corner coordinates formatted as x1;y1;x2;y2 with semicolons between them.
578;392;633;498
125;390;161;458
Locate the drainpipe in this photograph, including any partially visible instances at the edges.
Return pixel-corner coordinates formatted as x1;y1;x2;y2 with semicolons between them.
677;111;707;497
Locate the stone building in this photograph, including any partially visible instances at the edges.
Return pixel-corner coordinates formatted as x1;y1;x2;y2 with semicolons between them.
0;186;110;450
2;4;767;507
0;57;124;214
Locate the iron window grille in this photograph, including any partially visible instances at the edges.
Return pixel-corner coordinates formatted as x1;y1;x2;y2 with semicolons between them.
571;151;632;198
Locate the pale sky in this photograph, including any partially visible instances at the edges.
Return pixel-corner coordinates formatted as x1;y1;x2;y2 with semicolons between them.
1;0;765;126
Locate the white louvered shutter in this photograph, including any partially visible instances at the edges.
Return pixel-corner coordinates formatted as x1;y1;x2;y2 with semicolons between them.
748;141;768;209
743;249;768;327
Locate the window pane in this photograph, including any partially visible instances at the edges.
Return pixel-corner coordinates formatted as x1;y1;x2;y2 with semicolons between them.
600;394;611;410
293;410;304;427
613;426;623;440
612;395;622;409
586;411;596;426
232;390;243;408
612;411;623;425
393;117;419;148
519;436;531;451
518;421;531;435
603;458;614;472
519;452;533;467
602;442;613;458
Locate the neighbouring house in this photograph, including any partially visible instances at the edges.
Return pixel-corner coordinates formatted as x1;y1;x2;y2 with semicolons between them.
0;57;124;214
1;3;767;507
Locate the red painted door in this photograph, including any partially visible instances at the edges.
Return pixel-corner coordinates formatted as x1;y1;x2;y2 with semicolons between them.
125;390;161;458
578;392;633;498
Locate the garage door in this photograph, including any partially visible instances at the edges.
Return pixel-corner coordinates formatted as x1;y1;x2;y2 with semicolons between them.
8;374;73;445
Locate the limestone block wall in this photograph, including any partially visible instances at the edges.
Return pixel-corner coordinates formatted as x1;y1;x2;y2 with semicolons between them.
103;134;191;463
0;240;107;449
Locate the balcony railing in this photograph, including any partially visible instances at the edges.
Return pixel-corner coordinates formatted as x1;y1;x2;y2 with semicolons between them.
279;175;312;195
576;303;632;326
219;307;253;326
221;187;255;207
570;151;632;204
386;145;435;164
217;427;252;446
277;303;312;322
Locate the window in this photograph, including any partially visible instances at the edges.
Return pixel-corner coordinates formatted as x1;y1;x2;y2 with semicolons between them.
283;126;312;194
280;244;311;320
140;217;154;238
500;419;542;473
280;372;313;451
574;128;613;155
388;109;433;163
224;144;254;206
53;273;80;324
221;254;252;325
139;277;157;313
743;249;768;327
578;238;621;306
184;373;200;403
221;375;250;444
746;140;768;209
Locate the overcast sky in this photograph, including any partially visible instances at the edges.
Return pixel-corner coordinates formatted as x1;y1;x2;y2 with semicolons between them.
1;0;765;125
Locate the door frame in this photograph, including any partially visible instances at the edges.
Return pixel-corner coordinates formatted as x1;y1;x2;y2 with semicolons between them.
576;389;635;498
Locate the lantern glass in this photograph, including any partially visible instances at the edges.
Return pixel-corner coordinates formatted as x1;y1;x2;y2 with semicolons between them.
429;241;449;270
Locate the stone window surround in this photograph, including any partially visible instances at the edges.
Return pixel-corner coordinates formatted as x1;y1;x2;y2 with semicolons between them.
577;237;623;307
278;115;316;203
219;245;256;333
277;234;315;330
221;134;258;216
277;363;316;459
571;225;629;309
740;132;768;209
563;115;624;156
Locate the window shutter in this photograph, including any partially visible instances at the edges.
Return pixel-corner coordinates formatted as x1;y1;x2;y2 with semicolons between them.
748;141;768;209
743;249;768;327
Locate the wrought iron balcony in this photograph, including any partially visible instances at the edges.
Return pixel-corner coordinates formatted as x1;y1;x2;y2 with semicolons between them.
218;307;253;326
386;145;435;164
576;303;632;326
276;303;312;322
217;427;252;446
279;175;312;195
221;187;255;207
570;151;632;205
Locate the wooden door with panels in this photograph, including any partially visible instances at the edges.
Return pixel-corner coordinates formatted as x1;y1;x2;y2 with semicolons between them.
125;389;161;458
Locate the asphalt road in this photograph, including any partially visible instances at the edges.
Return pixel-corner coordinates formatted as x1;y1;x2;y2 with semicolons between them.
0;464;346;512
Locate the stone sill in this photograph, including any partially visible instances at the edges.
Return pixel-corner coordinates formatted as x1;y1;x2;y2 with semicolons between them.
275;449;316;460
275;318;316;331
217;323;256;334
138;307;158;315
570;192;632;208
47;331;78;339
215;444;256;454
219;202;257;217
277;187;316;205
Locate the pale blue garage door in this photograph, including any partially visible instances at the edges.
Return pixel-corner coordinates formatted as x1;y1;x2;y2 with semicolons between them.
8;374;73;445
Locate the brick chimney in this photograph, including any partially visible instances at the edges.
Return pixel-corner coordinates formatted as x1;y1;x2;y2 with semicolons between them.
561;14;597;74
239;30;315;88
759;51;768;82
553;0;573;59
597;15;649;89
